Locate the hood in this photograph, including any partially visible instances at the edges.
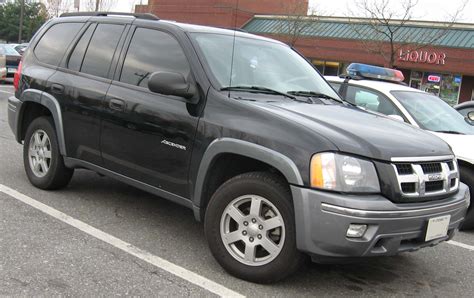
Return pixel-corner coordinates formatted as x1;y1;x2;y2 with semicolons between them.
432;132;474;164
251;101;453;162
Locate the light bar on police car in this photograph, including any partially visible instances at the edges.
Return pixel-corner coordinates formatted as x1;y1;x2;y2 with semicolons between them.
346;63;405;82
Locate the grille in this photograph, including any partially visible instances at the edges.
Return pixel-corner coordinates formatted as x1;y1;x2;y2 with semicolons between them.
401;183;416;193
451;178;456;188
396;164;413;175
447;161;454;171
392;158;459;199
425;181;444;192
420;163;442;174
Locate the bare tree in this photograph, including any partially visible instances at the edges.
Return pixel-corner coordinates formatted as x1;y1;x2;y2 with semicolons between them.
273;0;312;47
349;0;466;67
46;0;73;17
83;0;116;12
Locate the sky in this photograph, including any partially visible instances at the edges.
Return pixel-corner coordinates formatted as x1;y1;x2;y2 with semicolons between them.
112;0;474;23
308;0;474;23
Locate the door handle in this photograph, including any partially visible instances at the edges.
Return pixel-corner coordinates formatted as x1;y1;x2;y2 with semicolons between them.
51;84;64;94
109;98;125;111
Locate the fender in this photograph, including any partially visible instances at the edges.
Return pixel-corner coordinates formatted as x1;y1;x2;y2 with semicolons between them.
192;138;304;220
17;89;67;156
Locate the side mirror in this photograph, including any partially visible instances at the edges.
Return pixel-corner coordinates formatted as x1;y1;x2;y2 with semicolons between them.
388;114;404;122
467;111;474;122
148;71;197;101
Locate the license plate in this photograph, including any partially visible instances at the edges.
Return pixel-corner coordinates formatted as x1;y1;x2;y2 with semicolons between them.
425;215;450;241
7;68;17;73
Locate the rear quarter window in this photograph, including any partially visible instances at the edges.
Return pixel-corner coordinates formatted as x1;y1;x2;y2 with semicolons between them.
34;22;83;66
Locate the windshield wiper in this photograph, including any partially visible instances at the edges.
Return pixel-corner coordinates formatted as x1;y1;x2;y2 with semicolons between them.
434;130;465;135
221;86;296;100
287;91;352;105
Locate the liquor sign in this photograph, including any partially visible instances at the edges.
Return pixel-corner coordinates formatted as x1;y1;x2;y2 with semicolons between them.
398;49;447;65
427;75;441;83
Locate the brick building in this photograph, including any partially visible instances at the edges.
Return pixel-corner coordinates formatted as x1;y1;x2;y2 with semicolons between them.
136;0;474;104
135;0;307;28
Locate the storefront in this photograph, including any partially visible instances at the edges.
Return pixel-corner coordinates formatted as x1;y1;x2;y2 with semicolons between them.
312;59;465;106
243;16;474;105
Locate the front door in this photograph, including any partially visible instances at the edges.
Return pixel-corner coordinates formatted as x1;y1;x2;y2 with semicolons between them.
100;27;200;197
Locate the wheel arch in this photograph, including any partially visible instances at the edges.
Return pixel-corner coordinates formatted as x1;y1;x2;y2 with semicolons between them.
18;89;67;156
192;138;303;221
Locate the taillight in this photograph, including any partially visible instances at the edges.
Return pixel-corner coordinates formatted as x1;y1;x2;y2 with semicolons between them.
14;60;22;92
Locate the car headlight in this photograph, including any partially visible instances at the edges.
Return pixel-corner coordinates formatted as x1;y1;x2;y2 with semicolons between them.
310;152;380;193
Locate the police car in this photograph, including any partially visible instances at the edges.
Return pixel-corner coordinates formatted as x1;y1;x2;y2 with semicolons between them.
326;63;474;230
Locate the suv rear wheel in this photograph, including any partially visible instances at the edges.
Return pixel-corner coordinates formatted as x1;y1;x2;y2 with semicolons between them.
23;117;74;190
204;171;304;283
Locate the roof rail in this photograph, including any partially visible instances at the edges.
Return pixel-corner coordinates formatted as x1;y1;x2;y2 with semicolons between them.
60;12;159;21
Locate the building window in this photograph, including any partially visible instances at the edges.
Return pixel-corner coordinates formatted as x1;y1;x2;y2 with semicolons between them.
313;60;324;73
409;71;461;105
324;61;340;76
440;74;462;106
311;60;343;76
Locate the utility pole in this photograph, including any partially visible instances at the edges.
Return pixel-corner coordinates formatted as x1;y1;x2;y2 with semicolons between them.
18;0;25;43
95;0;100;11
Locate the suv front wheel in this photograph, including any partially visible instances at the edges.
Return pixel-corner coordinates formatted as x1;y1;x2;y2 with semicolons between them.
204;171;304;283
23;117;74;190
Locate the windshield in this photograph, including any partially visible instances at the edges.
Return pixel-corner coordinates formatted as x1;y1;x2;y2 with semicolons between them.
0;45;20;56
392;91;474;135
191;33;340;99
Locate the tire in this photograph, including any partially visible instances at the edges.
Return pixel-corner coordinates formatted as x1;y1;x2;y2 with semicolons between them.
23;116;74;190
204;171;305;283
459;166;474;230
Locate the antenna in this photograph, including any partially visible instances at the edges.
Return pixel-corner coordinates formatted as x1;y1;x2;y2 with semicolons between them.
228;0;240;98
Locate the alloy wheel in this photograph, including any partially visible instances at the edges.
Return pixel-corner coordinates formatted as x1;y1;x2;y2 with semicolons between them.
220;194;285;266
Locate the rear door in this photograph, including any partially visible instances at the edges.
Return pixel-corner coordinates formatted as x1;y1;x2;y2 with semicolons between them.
100;26;200;197
46;21;128;164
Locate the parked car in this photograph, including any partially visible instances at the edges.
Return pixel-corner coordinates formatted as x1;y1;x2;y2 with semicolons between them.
0;44;22;78
8;13;469;283
0;53;6;82
14;43;29;55
454;101;474;124
326;63;474;230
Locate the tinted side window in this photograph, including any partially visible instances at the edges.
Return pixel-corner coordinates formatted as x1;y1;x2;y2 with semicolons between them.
68;24;95;72
81;24;124;78
34;23;83;66
120;28;190;88
345;85;404;117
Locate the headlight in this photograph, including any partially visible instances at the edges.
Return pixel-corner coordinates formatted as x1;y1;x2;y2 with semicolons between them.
310;152;380;193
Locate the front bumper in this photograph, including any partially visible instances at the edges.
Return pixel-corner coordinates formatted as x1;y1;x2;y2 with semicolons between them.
292;183;470;261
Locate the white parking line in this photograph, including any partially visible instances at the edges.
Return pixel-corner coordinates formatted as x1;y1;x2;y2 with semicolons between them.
0;89;13;95
447;240;474;251
0;184;244;298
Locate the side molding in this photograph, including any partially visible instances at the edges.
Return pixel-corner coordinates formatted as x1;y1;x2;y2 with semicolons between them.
19;89;67;156
193;138;304;213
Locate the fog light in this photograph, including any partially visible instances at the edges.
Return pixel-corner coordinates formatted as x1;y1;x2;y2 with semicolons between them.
346;224;368;238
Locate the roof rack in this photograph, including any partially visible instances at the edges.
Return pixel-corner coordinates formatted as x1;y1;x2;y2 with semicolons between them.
60;12;159;21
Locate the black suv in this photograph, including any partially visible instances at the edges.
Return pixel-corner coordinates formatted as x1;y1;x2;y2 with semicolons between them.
8;12;470;283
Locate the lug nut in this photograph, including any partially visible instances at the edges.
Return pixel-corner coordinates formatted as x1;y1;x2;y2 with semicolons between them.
249;237;254;242
257;234;262;239
243;221;248;226
259;225;263;230
252;218;257;223
242;230;247;235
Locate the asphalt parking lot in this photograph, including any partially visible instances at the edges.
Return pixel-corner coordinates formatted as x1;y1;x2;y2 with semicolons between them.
0;83;473;296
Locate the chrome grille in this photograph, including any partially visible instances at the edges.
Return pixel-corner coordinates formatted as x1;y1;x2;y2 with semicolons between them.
392;157;459;198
